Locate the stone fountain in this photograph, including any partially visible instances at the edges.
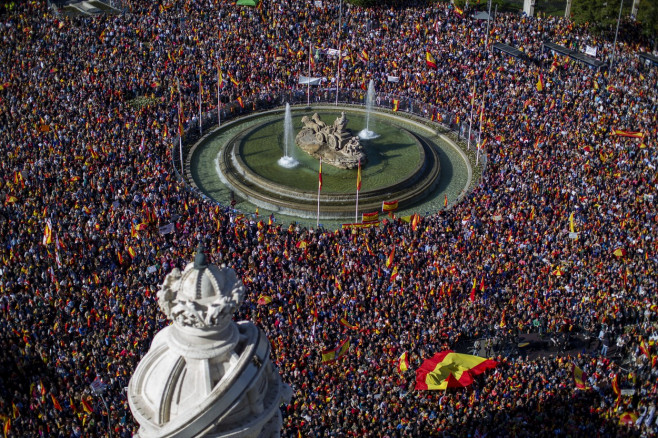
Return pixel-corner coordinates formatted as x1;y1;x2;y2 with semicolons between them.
294;112;366;169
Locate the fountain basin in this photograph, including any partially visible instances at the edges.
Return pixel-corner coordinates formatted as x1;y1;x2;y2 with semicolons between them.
213;110;441;219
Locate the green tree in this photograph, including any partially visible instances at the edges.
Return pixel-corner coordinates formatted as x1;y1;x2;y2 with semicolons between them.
571;0;632;33
635;0;658;48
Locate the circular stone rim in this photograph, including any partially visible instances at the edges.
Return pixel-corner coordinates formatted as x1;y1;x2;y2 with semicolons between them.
214;111;441;219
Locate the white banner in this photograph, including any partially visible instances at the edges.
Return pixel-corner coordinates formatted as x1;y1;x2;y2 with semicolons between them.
387;75;400;83
298;76;322;85
584;45;597;57
326;48;340;57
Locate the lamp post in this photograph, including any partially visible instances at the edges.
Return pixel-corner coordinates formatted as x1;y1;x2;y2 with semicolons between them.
610;0;624;71
90;377;112;438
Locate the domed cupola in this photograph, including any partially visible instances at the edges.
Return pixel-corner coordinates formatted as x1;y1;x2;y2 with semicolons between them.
128;244;291;438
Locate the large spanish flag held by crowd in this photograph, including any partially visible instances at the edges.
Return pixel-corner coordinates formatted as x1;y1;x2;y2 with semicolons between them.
415;351;497;390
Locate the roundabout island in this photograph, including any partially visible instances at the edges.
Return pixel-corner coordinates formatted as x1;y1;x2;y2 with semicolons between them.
188;104;473;223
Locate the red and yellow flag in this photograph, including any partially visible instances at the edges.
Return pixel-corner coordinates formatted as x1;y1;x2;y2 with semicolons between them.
536;73;544;92
397;352;409;373
356;159;362;191
612;374;620;398
386;247;395;268
51;394;63;411
321;339;350;363
318;159;323;191
415;351;497;390
572;364;590;390
382;200;399;212
362;211;379;223
613;130;644;138
425;51;437;69
81;397;93;413
257;295;272;305
237;97;244;108
339;318;359;330
392;99;399;112
411;213;420;232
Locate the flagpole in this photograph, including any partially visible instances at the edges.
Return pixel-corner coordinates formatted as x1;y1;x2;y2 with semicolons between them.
484;0;492;51
317;158;322;228
355;159;360;223
335;50;341;106
355;187;359;223
217;64;221;127
467;85;475;150
476;101;484;166
177;78;184;178
199;71;203;136
307;40;312;107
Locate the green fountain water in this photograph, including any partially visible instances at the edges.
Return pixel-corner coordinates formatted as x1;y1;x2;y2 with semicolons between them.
189;105;473;227
239;111;421;193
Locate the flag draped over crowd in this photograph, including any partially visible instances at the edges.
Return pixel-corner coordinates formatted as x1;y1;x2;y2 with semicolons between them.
415;351;497;390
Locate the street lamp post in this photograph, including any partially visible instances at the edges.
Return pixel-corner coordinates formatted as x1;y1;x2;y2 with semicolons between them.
90;377;112;438
610;0;624;70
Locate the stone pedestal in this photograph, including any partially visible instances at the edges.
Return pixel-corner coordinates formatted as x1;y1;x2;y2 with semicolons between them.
128;248;291;437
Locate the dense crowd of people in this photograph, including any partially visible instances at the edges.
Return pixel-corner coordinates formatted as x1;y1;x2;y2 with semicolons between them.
0;0;657;436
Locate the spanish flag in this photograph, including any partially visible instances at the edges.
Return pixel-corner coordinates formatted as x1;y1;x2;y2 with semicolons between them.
228;72;239;86
397;352;409;373
612;374;620;398
392;99;399;112
257;295;272;305
81;397;93;413
339;318;359;330
237;97;244;108
536;73;544;92
382;200;399;212
454;6;464;17
613;247;626;258
572;364;590;390
390;265;399;281
360;50;369;62
318;158;323;191
127;246;136;259
444;194;448;208
362;211;378;223
613;130;644;138
411;213;420;231
3;418;10;438
43;219;53;245
640;339;651;358
51;394;63;411
569;212;575;233
415;351;497;390
321;339;350;363
425;51;437;69
619;411;638;426
356;159;362;191
469;278;477;302
386;247;395;268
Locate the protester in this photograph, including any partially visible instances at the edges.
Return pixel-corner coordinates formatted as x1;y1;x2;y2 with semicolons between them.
0;0;656;436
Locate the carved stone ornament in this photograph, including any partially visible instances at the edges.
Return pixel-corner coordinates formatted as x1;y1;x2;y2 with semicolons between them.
129;245;291;438
295;112;367;169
